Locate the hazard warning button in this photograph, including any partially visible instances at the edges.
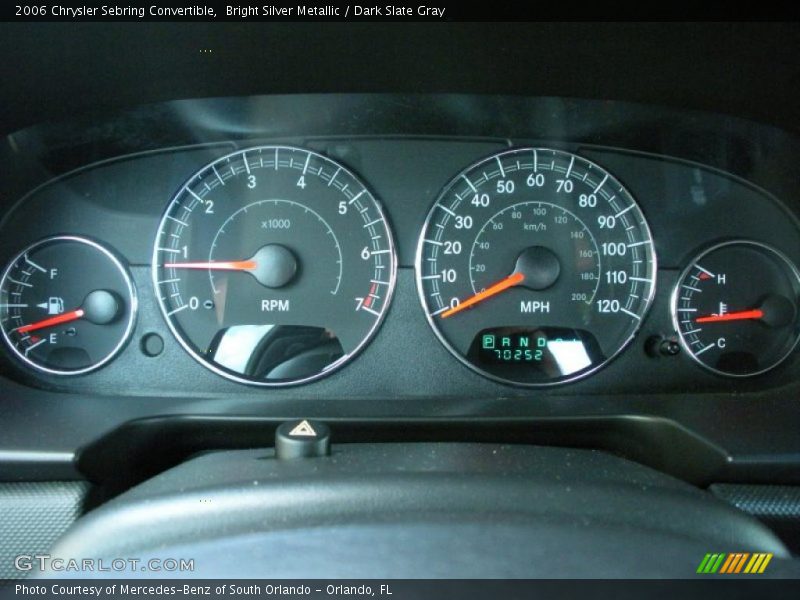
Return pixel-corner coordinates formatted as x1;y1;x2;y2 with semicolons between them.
275;419;331;460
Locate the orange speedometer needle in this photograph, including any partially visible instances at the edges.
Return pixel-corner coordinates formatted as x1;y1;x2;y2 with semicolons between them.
16;309;85;334
696;309;764;323
441;272;525;319
164;260;257;271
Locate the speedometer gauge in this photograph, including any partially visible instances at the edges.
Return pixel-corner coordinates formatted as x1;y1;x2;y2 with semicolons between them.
153;146;396;386
416;148;656;386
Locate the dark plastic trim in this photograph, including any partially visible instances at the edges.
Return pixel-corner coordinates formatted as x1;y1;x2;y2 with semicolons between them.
75;414;737;493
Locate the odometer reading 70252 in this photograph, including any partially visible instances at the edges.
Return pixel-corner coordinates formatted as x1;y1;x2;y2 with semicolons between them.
416;148;656;386
153;146;396;386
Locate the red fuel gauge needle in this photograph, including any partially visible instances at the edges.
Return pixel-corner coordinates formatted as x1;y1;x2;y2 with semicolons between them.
16;309;85;334
696;309;764;323
163;260;257;271
441;272;525;319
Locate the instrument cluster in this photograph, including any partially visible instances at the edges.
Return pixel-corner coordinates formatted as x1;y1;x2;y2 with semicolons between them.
0;96;798;397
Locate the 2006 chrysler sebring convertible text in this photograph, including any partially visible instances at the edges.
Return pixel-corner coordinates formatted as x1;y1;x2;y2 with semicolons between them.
32;5;447;18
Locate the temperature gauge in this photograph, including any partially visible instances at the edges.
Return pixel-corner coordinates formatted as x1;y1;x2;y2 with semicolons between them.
0;236;137;375
672;240;800;377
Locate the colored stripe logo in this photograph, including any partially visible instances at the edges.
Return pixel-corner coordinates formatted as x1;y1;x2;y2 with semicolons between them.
697;553;773;574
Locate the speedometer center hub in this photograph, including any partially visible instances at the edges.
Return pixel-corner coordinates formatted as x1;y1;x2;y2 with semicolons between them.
514;246;561;291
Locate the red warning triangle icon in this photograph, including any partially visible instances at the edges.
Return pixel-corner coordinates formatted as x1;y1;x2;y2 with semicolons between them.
289;420;317;437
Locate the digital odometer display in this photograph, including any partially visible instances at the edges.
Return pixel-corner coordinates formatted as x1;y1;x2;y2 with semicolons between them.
476;329;551;364
416;148;656;386
468;326;603;381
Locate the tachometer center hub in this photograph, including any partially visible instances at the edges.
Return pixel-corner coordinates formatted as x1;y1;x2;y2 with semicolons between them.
250;244;298;288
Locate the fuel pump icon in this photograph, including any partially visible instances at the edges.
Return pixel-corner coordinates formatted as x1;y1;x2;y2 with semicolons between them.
37;297;65;315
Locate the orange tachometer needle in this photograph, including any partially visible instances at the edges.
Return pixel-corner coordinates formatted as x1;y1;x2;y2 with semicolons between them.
696;309;764;324
16;309;85;334
441;272;525;319
164;260;257;271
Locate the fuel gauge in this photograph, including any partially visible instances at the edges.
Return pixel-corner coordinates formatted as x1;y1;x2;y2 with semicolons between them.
672;240;800;377
0;236;137;375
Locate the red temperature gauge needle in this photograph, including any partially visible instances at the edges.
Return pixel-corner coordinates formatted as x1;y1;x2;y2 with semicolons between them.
16;309;85;334
441;272;525;319
163;260;257;271
696;309;764;323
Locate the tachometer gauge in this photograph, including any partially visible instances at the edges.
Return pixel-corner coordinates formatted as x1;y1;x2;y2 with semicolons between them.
416;148;656;386
0;236;137;375
153;146;396;386
672;240;800;377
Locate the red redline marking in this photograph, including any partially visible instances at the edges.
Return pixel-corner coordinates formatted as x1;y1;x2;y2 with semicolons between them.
363;283;378;308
